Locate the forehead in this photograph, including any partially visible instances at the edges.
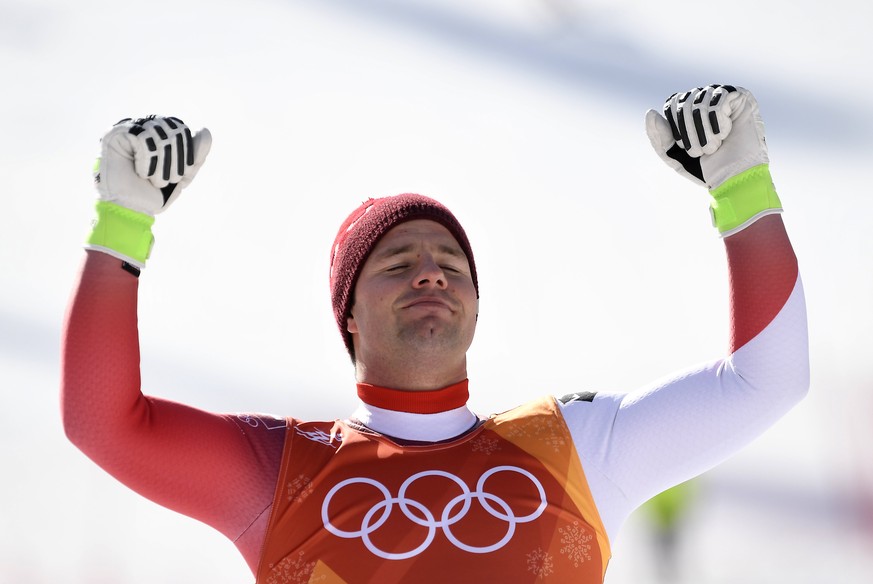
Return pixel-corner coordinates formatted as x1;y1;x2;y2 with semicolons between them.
372;219;462;252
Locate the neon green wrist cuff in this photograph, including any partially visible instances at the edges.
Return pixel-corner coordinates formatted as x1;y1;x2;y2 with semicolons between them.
86;201;155;266
709;164;782;236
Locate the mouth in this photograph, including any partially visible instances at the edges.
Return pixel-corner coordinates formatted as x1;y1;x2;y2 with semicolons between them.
402;296;454;311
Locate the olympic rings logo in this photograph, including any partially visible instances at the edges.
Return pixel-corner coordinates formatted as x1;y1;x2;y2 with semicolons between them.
321;466;547;560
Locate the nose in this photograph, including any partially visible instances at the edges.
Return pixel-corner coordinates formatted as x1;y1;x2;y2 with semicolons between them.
412;255;447;289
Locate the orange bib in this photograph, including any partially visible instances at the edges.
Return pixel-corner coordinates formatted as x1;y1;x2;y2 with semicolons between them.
256;397;610;583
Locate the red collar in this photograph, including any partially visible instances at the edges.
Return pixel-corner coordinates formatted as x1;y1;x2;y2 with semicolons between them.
356;379;469;414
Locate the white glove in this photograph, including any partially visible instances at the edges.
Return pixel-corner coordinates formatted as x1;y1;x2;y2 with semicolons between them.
86;116;211;270
95;115;212;215
645;85;768;190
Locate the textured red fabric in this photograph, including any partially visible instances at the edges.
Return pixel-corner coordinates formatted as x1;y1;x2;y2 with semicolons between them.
724;214;799;352
356;379;470;414
60;212;799;578
330;194;478;360
61;252;286;572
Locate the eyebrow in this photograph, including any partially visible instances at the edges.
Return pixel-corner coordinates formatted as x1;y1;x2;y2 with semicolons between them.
375;242;465;260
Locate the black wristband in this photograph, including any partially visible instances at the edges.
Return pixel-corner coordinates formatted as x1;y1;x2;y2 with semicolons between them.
121;261;141;278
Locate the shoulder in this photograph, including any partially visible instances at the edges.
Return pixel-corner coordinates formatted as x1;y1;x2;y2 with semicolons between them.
557;391;598;405
488;392;603;426
232;413;289;433
227;413;290;460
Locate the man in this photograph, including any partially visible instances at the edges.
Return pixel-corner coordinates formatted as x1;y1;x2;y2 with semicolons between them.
62;85;809;583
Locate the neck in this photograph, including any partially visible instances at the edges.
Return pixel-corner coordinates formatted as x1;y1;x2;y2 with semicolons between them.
350;380;478;442
353;355;468;392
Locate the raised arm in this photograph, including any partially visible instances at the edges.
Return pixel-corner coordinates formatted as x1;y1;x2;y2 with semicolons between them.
60;118;284;571
560;86;810;540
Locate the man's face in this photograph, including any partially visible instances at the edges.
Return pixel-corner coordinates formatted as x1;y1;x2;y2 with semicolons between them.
347;219;478;368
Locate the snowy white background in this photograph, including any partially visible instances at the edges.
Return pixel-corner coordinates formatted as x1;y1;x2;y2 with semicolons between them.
1;0;872;582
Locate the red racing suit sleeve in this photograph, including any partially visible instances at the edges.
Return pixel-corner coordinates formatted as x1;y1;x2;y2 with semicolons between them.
61;251;286;572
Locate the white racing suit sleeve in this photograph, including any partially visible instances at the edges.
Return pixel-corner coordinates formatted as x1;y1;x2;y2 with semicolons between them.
560;225;809;543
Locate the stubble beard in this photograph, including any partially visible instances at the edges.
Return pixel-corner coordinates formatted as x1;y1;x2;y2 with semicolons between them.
395;316;472;359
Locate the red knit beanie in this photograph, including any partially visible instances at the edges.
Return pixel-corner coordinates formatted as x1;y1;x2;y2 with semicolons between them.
330;193;478;361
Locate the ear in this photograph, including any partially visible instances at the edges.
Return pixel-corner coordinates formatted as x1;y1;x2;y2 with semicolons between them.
347;314;358;334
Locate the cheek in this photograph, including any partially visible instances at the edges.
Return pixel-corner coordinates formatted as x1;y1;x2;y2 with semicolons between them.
347;290;389;333
456;283;478;312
